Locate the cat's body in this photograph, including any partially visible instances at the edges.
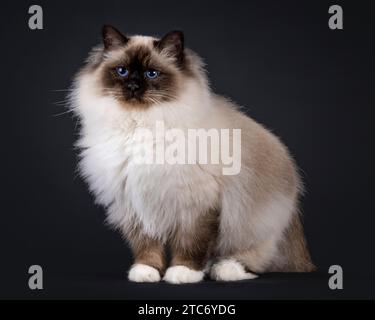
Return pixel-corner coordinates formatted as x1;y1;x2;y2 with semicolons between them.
71;26;315;283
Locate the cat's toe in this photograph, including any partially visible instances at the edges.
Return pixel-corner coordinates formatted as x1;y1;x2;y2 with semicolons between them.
210;259;258;281
128;263;161;282
163;265;204;284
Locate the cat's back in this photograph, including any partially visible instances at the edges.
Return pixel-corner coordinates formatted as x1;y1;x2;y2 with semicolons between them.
212;93;301;197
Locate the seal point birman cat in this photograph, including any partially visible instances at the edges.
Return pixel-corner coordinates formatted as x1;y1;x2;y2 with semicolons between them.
69;25;315;284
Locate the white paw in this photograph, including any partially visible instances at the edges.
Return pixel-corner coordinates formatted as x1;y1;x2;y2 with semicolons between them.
128;264;161;282
163;265;204;284
210;259;258;281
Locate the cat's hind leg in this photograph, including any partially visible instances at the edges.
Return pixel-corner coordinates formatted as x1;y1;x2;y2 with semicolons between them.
210;258;258;281
210;237;279;281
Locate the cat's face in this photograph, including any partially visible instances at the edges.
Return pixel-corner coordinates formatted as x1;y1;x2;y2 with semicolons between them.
98;25;187;107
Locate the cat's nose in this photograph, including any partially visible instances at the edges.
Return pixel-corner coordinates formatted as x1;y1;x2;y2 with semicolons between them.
127;82;140;92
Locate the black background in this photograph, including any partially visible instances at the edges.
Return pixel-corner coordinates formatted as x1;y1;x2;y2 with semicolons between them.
1;0;374;299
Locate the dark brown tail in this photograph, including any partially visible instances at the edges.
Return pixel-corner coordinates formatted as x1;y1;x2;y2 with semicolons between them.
278;213;316;272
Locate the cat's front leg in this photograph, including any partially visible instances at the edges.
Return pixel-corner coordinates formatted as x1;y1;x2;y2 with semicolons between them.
164;210;218;284
126;226;166;283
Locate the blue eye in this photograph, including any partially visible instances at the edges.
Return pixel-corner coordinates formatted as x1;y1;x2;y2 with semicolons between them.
116;66;129;77
145;70;159;79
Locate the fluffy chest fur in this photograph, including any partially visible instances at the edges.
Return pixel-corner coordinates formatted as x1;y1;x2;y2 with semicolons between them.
75;76;221;240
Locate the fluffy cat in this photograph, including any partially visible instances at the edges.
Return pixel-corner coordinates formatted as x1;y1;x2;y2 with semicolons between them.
70;25;315;284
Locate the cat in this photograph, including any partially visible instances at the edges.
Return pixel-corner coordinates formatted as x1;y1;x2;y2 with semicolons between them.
70;25;315;284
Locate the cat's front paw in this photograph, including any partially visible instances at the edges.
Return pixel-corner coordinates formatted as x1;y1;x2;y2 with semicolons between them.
163;265;204;284
128;263;161;282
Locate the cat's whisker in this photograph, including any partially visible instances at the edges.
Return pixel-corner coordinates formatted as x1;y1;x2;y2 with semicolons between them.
53;100;71;106
52;108;77;117
51;88;74;92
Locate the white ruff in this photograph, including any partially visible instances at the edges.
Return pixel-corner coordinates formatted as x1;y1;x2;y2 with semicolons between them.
73;73;221;242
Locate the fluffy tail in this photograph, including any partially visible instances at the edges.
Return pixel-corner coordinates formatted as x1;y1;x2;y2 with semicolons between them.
278;213;316;272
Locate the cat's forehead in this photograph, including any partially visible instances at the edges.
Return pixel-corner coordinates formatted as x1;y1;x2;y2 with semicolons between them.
104;35;161;67
129;35;157;47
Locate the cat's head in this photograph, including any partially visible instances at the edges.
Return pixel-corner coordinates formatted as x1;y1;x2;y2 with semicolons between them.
80;25;205;108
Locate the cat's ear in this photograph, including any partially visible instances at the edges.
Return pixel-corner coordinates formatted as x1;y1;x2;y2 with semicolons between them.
102;25;129;50
156;31;184;64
